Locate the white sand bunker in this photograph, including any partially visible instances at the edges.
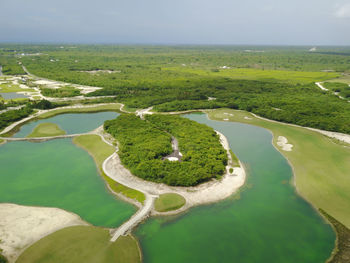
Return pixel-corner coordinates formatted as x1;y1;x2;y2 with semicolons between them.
244;116;252;120
277;136;293;151
0;203;86;262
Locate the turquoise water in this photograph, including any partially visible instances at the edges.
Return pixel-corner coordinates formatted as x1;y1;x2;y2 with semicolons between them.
14;112;118;137
0;111;135;227
135;114;335;263
0;139;135;227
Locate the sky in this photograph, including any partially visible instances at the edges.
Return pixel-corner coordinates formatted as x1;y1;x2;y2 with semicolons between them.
0;0;350;45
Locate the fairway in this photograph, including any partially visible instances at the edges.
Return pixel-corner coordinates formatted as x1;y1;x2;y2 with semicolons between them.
0;83;35;93
27;122;66;137
73;134;145;204
155;193;186;212
209;109;350;229
16;226;141;263
163;67;339;84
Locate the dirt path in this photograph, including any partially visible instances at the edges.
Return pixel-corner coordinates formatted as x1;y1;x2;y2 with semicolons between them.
315;82;350;103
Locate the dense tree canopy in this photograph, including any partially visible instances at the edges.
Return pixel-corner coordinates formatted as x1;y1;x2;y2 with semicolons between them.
104;114;227;186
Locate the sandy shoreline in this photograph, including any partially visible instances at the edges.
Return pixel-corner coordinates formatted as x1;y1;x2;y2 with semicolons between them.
103;129;246;214
0;203;87;262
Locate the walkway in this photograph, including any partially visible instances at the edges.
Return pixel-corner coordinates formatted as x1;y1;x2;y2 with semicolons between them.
1;133;85;142
101;150;157;241
110;194;157;241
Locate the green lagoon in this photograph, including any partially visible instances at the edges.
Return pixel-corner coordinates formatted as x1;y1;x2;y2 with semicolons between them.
0;112;135;227
135;113;335;263
13;112;118;137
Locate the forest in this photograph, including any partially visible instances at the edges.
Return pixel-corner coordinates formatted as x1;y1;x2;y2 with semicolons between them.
40;86;81;98
104;114;227;186
323;82;350;98
0;100;64;132
1;45;350;134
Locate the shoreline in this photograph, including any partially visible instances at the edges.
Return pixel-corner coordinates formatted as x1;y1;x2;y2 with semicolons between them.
0;203;88;263
102;129;246;214
206;109;346;263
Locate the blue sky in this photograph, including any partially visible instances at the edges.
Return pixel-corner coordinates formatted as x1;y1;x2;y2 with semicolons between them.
1;0;350;45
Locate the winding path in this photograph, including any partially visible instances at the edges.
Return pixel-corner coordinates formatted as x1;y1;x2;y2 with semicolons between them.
96;127;158;241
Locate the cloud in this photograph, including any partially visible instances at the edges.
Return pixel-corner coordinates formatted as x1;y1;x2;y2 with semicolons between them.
335;3;350;18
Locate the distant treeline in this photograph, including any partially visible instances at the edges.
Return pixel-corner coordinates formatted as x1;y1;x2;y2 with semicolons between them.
104;114;227;186
1;45;350;134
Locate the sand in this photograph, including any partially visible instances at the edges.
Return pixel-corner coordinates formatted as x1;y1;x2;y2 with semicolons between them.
0;203;86;262
103;130;246;214
277;136;293;151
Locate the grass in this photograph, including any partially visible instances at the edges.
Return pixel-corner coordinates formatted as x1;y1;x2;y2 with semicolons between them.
209;109;350;229
154;193;186;212
163;67;339;84
38;103;122;119
229;149;240;167
0;83;35;93
73;134;145;204
321;210;350;263
16;225;141;263
328;74;350;85
27;123;66;138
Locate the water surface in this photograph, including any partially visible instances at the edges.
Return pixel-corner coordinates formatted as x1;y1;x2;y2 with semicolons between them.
0;111;134;227
135;113;335;263
14;112;118;137
0;138;135;227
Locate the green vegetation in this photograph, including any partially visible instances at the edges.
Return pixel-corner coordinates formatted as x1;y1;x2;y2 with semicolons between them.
1;45;349;134
163;67;339;84
0;255;7;263
0;107;33;132
324;82;350;98
73;134;145;204
155;193;186;212
27;122;66;137
38;103;122;119
0;83;35;93
40;86;81;98
16;226;141;263
327;73;350;85
209;109;350;229
154;100;226;112
321;210;350;263
229;149;240;167
0;246;8;263
104;114;227;186
0;55;26;75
